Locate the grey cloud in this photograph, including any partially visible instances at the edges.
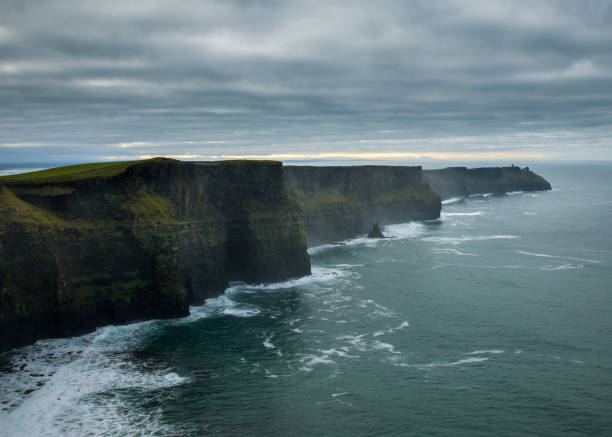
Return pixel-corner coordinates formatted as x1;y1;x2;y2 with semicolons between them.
1;0;611;163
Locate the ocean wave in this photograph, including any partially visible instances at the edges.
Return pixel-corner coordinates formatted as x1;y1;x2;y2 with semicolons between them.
254;266;356;291
466;349;504;355
308;222;428;255
298;353;336;372
319;347;359;358
308;238;379;255
517;250;556;258
424;235;519;245
441;197;465;205
383;222;428;239
263;334;275;349
432;248;477;256
183;295;261;323
371;321;410;337
540;263;584;271
397;357;489;369
0;330;190;437
518;250;601;263
372;341;399;354
441;211;487;217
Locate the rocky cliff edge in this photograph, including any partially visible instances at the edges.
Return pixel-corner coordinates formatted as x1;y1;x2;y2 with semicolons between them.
0;158;311;351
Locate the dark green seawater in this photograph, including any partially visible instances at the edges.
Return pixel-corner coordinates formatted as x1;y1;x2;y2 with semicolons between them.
1;164;612;436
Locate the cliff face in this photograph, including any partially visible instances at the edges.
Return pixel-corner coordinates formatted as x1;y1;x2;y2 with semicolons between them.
424;166;551;200
284;166;441;246
0;159;310;351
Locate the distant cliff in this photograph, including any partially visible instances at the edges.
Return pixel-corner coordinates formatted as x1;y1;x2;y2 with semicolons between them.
0;158;310;351
424;166;551;200
284;166;441;246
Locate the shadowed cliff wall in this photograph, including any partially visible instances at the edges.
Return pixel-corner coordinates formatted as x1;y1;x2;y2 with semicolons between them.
0;159;310;351
284;165;441;246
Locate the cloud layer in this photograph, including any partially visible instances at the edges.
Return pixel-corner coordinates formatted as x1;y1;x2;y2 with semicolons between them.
1;0;611;163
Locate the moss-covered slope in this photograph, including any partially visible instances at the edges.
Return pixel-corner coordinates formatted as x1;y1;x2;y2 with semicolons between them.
0;158;310;351
284;165;441;246
424;166;551;200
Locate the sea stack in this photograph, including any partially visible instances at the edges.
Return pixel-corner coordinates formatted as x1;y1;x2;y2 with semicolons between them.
367;223;385;238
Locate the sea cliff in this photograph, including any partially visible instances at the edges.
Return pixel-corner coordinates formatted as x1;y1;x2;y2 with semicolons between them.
284;166;441;246
1;160;551;351
424;166;551;200
0;158;310;351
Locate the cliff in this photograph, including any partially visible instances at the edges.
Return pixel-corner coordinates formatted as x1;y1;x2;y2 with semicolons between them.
424;166;551;200
0;158;310;351
284;166;441;246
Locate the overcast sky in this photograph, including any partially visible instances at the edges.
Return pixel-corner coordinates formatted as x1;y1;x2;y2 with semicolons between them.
1;0;611;164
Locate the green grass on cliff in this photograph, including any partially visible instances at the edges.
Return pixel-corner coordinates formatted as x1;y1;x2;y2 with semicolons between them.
0;161;138;182
0;158;282;185
0;160;148;184
0;186;66;229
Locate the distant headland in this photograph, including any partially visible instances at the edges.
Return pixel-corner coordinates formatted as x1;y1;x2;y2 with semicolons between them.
0;158;550;351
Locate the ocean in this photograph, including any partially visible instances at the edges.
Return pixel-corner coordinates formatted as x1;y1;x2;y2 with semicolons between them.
1;163;611;436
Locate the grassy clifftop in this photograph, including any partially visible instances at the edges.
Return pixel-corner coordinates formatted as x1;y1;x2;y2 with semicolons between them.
0;160;147;184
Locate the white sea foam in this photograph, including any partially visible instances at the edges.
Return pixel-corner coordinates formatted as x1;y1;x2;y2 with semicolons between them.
356;298;396;318
408;357;489;369
466;349;504;355
383;222;427;239
518;250;601;263
0;326;190;437
243;266;354;292
373;341;399;354
308;221;427;254
299;354;335;371
308;244;340;255
441;196;465;205
308;237;379;255
185;294;261;322
336;334;368;352
506;191;524;195
540;263;584;271
431;264;449;270
376;321;411;336
424;235;518;245
396;321;410;330
441;211;487;217
433;248;477;256
517;250;556;258
332;392;349;398
263;334;275;349
319;348;359;358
